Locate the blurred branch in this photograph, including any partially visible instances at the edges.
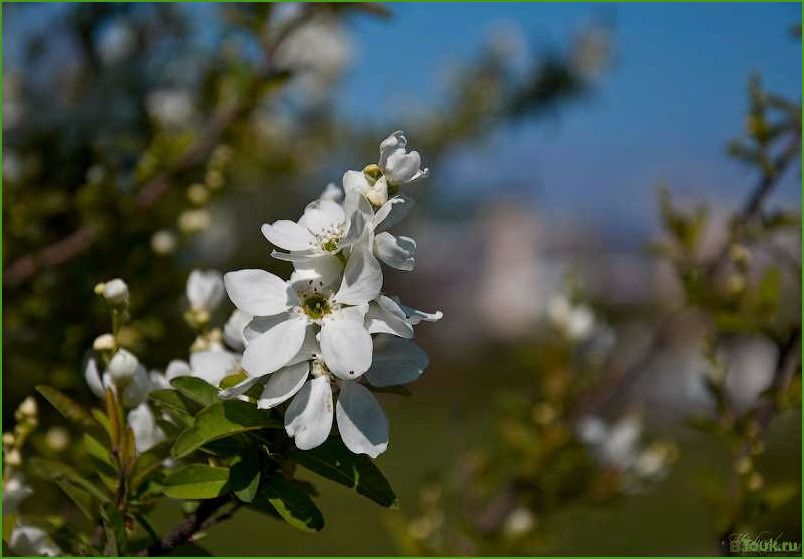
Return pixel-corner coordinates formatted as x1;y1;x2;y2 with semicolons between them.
142;494;233;556
3;7;312;289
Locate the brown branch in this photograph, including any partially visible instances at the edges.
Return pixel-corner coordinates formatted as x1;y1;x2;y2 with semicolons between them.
2;8;313;289
142;495;232;556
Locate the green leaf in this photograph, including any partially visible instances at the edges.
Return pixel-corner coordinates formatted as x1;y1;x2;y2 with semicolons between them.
54;479;96;520
291;439;397;508
36;386;95;428
220;371;248;390
163;464;230;499
130;441;171;491
171;376;219;407
149;389;196;425
29;458;111;503
229;450;261;503
172;400;282;459
261;476;324;532
101;503;127;556
763;481;800;509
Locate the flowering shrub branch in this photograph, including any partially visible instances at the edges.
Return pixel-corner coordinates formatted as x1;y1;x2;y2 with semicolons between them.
4;132;441;556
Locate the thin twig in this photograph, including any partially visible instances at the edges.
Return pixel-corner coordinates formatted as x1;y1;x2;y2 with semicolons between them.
141;495;232;556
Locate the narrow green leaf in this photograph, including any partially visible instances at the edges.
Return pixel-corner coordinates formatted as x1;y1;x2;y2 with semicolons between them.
220;371;248;390
130;441;171;491
149;390;195;425
29;458;111;503
172;400;282;459
36;386;95;428
163;464;229;499
101;503;126;556
291;439;397;508
54;480;95;520
261;476;324;532
229;450;261;503
171;377;218;407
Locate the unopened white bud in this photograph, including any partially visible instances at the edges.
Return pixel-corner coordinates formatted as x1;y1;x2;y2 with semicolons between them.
5;448;21;466
18;397;37;418
93;333;117;352
186;270;225;312
107;349;140;383
103;278;129;305
46;427;70;452
3;432;16;446
178;209;212;234
151;230;177;254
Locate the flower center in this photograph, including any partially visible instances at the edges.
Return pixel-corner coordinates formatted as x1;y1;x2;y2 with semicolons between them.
301;293;331;320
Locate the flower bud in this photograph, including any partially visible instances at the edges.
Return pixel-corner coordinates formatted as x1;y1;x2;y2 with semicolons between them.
5;448;22;466
151;230;177;254
186;269;225;312
187;183;210;205
178;208;212;234
46;427;69;452
18;397;37;419
93;333;117;353
3;432;16;446
103;278;129;305
107;349;140;384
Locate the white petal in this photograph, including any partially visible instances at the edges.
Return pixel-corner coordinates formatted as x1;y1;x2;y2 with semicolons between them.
258;362;309;409
342;169;370;195
290;255;343;291
334;230;382;306
284;377;333;450
242;313;307;375
365;176;388;207
127;403;165;452
165;359;191;380
374;195;414;231
299;199;345;235
189;350;239;387
218;374;268;400
120;366;151;408
336;380;388;458
365;296;413;338
320;310;372;378
85;357;105;398
379;130;407;169
398;300;444;325
261;219;315;251
224;269;292;316
319;182;343;202
365;335;428;387
374;232;416;271
223;310;252;351
186;269;225;312
384;149;422;185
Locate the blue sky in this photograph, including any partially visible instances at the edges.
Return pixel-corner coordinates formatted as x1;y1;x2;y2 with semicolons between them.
339;3;801;238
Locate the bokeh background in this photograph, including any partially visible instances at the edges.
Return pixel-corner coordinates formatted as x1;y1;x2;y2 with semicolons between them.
3;2;801;555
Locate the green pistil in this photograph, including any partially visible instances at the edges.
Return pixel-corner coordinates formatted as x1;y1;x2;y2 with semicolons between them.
322;238;338;252
303;294;331;320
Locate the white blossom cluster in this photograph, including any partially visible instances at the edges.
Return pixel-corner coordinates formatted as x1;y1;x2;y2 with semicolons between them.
84;271;239;453
222;131;441;457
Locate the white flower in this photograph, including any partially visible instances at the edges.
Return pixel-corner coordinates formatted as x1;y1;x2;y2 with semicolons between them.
186;269;225;312
224;237;381;379
2;474;33;514
262;197;365;262
106;349;141;384
9;524;62;557
343;131;429;207
127;403;165;452
546;294;595;342
502;507;537;539
102;278;129;305
223;309;253;352
85;353;150;408
366;295;444;338
224;334;427;457
577;414;642;470
151;350;240;390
